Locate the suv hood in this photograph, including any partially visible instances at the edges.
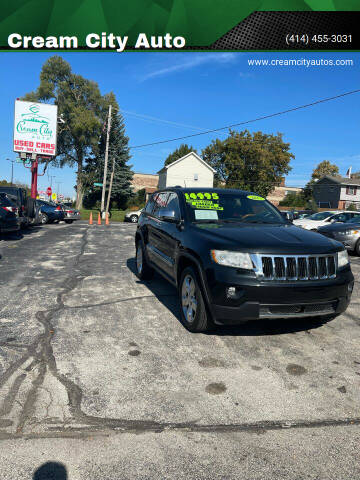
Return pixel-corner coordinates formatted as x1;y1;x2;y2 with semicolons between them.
192;223;342;254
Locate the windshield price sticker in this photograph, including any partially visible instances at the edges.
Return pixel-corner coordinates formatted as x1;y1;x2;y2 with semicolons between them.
188;200;224;210
185;192;223;210
247;195;265;201
185;192;219;201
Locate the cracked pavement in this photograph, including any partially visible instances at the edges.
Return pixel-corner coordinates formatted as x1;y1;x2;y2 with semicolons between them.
0;222;359;479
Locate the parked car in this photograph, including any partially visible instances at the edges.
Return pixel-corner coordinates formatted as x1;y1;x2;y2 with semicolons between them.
125;208;143;223
292;209;314;220
293;211;360;231
36;200;65;224
135;188;353;332
0;193;19;234
318;216;360;256
0;186;39;227
60;204;80;224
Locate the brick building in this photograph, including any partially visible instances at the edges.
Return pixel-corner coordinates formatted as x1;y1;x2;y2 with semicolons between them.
266;178;302;206
132;173;159;196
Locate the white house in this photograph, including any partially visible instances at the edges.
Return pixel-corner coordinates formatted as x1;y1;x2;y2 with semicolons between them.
157;152;215;189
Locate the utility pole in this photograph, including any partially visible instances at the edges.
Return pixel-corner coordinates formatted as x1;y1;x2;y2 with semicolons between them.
49;175;55;188
105;157;115;215
56;181;62;196
101;104;112;219
6;158;15;185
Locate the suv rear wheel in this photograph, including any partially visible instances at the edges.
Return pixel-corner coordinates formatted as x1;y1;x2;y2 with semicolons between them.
179;266;210;333
130;215;138;223
135;239;154;280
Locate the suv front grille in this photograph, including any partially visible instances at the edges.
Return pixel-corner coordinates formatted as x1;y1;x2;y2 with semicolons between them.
259;302;337;318
252;254;337;281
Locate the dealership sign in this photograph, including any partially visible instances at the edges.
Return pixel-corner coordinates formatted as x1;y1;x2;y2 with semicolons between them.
13;100;58;156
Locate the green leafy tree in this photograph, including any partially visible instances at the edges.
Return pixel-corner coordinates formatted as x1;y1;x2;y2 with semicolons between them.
279;192;305;208
83;93;133;210
23;56;105;209
303;160;340;201
311;160;339;181
202;129;293;197
164;144;197;167
127;188;147;209
346;203;357;211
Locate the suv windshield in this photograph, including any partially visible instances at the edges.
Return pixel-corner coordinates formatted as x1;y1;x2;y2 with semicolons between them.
183;191;286;224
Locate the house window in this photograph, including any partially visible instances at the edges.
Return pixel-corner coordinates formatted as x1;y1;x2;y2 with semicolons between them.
194;173;198;181
346;186;357;195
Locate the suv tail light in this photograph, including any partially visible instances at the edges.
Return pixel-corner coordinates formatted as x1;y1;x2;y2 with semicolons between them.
56;206;61;211
2;206;14;212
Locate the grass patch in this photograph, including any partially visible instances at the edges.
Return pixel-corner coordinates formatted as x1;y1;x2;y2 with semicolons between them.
80;209;127;222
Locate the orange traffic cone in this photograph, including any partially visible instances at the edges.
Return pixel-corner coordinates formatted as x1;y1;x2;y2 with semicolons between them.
97;212;101;225
89;212;93;225
105;212;110;225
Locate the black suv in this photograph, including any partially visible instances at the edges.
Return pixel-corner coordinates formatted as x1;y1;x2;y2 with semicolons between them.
0;186;38;228
135;188;353;332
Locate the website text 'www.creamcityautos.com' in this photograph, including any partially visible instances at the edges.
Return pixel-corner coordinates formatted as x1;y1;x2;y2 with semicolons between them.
248;58;354;68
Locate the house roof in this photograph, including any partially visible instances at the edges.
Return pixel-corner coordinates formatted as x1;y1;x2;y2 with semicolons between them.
316;175;360;186
157;152;216;174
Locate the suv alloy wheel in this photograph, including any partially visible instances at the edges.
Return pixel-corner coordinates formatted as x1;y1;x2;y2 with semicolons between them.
135;239;154;280
179;266;210;332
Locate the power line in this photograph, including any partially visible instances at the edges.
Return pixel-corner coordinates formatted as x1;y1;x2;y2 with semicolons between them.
129;89;360;150
121;109;209;133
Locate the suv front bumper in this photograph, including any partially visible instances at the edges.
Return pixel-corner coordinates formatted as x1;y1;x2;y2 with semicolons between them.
206;268;353;325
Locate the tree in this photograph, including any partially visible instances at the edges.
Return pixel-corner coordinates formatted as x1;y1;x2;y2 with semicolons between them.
279;192;305;208
311;160;339;181
23;56;105;209
346;203;357;211
202;130;293;197
303;160;340;202
83;93;133;210
164;144;197;167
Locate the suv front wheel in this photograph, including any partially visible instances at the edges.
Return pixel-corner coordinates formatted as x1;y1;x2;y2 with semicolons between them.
179;266;210;333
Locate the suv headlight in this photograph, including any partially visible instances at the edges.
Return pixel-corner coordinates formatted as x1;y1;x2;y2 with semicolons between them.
337;249;349;268
211;250;253;269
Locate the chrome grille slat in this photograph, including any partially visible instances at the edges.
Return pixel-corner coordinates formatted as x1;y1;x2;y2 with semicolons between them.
252;253;337;281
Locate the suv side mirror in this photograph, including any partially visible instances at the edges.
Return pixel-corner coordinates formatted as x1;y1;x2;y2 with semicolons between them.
158;208;179;223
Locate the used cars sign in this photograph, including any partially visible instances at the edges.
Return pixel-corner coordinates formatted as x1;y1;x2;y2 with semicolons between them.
13;100;58;156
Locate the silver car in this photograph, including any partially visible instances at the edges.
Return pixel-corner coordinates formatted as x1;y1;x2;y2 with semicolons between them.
125;209;143;223
318;216;360;256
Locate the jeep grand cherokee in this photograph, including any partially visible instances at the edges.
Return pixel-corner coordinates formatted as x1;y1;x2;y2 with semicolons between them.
135;188;354;332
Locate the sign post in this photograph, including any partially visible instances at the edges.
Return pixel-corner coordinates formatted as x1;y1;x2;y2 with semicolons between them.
13;100;58;198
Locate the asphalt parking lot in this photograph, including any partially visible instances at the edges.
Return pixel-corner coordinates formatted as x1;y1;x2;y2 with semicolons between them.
0;222;359;479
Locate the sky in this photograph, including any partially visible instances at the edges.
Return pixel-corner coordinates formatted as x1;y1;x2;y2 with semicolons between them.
0;51;359;198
